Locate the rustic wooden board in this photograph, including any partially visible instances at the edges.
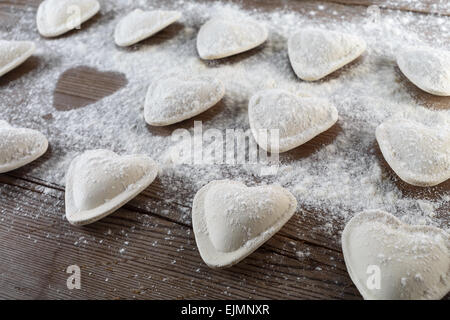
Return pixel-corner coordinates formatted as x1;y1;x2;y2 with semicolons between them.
327;0;450;15
0;0;448;300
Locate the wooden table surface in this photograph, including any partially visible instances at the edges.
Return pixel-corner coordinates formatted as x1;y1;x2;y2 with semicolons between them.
0;0;449;300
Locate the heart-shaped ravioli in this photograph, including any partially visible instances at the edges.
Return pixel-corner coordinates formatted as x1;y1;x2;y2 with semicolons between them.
37;0;100;37
376;112;450;187
342;210;450;300
114;9;182;47
288;28;366;81
248;89;338;153
65;149;158;226
144;74;225;126
397;46;450;96
197;18;268;60
192;180;297;268
0;40;35;77
0;121;48;173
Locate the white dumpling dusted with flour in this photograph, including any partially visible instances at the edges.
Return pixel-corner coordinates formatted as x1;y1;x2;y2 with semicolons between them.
397;46;450;96
197;18;268;60
342;210;450;300
37;0;100;37
114;9;182;47
288;28;366;81
65;150;158;226
144;74;225;126
248;89;338;153
0;121;48;173
192;180;297;268
376;111;450;187
0;40;35;77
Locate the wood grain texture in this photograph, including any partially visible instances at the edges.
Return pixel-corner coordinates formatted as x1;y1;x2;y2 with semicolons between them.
53;66;127;111
0;173;359;300
0;0;449;300
326;0;450;15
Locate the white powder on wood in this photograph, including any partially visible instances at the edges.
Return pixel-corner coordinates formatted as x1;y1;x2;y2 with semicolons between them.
0;1;448;234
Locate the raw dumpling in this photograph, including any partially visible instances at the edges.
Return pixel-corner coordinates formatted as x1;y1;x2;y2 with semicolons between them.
397;46;450;96
0;40;35;77
342;210;450;300
288;28;366;81
65;149;158;226
0;120;48;173
192;180;297;268
114;9;182;47
144;74;225;126
248;89;338;153
376;111;450;187
37;0;100;37
197;17;268;60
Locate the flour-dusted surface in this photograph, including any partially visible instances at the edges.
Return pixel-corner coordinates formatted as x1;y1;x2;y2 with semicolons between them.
0;0;449;300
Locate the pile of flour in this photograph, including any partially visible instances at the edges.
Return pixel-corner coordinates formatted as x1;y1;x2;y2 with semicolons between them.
0;0;448;234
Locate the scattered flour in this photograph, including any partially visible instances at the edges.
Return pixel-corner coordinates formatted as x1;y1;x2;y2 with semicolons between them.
0;1;449;233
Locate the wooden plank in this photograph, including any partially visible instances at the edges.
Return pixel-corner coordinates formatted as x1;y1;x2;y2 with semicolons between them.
0;0;449;300
233;0;450;16
1;0;449;16
324;0;450;15
0;174;360;300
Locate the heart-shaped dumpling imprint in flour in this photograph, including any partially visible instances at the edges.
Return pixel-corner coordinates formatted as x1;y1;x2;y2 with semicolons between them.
248;89;338;153
114;9;182;47
37;0;100;37
65;149;158;226
0;40;35;77
376;112;450;187
288;28;366;81
197;18;268;60
0;121;48;173
192;180;297;268
342;210;450;300
144;74;225;126
397;46;450;96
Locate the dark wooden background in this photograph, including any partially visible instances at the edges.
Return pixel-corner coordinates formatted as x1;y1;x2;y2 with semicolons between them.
0;0;448;300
